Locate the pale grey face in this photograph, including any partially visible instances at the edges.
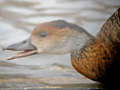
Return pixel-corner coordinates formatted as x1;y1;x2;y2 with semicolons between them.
30;27;78;55
3;20;94;60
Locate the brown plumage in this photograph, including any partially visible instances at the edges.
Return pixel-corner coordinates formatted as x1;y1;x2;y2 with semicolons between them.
71;8;120;83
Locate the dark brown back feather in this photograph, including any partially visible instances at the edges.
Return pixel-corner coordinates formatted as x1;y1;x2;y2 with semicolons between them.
71;8;120;84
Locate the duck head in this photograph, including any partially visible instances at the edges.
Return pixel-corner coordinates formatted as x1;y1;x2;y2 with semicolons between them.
3;20;94;60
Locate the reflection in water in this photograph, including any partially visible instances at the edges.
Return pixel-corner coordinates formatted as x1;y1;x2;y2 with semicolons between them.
0;0;120;89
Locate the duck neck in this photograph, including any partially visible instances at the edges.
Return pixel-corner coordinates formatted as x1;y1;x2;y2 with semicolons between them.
70;31;95;56
70;32;95;80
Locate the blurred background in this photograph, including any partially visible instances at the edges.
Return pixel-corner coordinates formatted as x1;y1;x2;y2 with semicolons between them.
0;0;120;89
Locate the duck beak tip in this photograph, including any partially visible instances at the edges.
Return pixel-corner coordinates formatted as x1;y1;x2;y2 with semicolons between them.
3;37;37;60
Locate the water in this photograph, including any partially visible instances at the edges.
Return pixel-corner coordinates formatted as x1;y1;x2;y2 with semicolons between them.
0;0;120;89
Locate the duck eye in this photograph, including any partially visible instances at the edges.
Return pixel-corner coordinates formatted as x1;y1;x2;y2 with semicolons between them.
39;32;47;38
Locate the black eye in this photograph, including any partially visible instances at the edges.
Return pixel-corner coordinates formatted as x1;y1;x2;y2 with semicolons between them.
39;32;47;37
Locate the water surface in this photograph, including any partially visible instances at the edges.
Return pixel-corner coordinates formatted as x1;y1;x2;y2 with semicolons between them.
0;0;120;89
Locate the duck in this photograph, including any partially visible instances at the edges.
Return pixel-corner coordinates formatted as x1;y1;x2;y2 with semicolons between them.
3;8;120;84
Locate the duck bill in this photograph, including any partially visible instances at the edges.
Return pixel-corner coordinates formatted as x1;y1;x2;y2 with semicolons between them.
3;37;37;60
